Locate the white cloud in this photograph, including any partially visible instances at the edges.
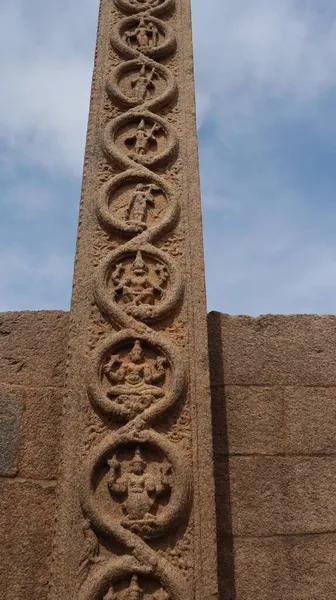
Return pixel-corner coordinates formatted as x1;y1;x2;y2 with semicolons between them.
0;0;98;176
1;0;336;313
0;246;73;311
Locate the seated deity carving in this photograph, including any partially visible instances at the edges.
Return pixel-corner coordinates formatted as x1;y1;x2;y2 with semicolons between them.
124;17;160;51
112;251;169;312
103;339;167;418
103;574;171;600
107;447;172;531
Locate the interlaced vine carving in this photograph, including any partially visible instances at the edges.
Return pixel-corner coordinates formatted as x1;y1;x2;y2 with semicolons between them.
78;1;192;598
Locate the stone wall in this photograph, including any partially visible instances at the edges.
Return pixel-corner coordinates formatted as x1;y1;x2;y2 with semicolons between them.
1;310;336;599
0;311;68;600
208;312;336;600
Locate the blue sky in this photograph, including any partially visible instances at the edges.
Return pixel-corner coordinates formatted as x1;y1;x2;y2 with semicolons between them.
1;0;336;314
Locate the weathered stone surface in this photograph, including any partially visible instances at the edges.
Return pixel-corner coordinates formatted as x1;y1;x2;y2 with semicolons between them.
0;479;56;600
50;2;218;599
0;311;68;388
208;312;336;386
0;385;23;476
285;386;336;454
209;312;336;599
212;386;285;456
218;455;336;537
223;534;336;600
213;385;336;457
19;387;63;480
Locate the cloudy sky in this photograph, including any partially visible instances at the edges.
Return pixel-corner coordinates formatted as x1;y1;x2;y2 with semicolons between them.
1;0;336;315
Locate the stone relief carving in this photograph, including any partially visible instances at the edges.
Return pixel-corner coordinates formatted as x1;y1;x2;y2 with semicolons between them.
81;429;191;541
107;447;172;527
111;251;169;309
107;59;177;111
79;0;193;597
126;119;162;156
124;17;160;52
94;246;183;323
124;184;161;227
77;520;102;588
96;171;179;239
102;339;166;418
87;331;185;423
115;0;174;17
104;111;178;169
112;16;176;60
103;574;171;600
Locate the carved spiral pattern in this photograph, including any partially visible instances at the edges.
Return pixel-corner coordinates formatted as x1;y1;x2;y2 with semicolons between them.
79;1;191;599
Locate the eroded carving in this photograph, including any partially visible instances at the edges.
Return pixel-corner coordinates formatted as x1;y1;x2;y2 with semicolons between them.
112;251;169;309
97;171;178;239
103;339;167;419
112;16;176;61
103;574;171;600
107;59;177;111
80;429;191;541
125;184;159;227
126;119;162;157
77;521;102;588
104;112;178;169
124;17;160;52
115;0;174;16
108;447;171;530
79;0;195;594
87;331;185;422
95;245;183;323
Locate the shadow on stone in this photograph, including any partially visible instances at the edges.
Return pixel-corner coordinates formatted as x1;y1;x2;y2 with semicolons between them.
208;311;236;600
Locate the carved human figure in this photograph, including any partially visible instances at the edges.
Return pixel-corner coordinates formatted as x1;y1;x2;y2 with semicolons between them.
125;17;160;51
112;251;168;308
125;183;161;227
131;64;157;100
103;339;167;415
126;119;162;156
103;576;171;600
108;447;172;523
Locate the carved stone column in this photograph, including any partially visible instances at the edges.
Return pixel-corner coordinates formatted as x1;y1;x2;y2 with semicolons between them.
49;1;218;599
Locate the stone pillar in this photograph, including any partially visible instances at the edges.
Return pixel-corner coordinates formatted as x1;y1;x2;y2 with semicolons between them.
49;1;218;600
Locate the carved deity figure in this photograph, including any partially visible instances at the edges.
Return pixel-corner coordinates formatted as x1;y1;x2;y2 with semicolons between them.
126;119;162;156
103;575;170;600
112;251;168;309
131;64;157;100
125;183;161;228
129;0;163;7
108;448;172;523
103;575;142;600
103;339;166;416
125;17;160;51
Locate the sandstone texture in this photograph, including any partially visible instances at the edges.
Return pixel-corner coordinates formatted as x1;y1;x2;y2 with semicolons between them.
0;311;68;600
209;312;336;600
